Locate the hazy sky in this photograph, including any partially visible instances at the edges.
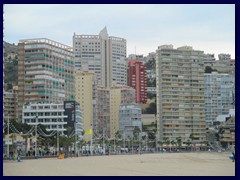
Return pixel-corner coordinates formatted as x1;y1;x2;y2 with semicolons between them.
4;4;235;59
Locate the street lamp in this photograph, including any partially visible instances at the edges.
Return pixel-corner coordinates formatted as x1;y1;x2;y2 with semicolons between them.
35;109;38;158
7;114;10;159
114;128;116;153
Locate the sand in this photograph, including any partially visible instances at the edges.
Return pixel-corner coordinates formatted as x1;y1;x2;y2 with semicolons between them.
3;152;235;176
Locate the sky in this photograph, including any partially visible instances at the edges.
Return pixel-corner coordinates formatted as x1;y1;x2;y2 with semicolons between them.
4;4;235;59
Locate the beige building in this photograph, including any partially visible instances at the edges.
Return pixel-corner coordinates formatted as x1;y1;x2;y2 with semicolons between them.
3;86;18;122
17;38;75;122
97;85;135;138
73;27;127;88
75;71;97;140
156;45;206;145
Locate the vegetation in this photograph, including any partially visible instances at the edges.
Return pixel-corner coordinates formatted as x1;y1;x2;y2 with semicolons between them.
205;66;218;73
145;58;155;70
4;41;18;91
143;101;156;114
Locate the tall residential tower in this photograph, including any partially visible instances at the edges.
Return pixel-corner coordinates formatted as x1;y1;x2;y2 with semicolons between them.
73;27;127;88
17;38;75;121
156;45;206;145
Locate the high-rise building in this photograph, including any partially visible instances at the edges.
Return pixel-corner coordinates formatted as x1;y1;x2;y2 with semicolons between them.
73;27;127;88
97;85;135;138
17;38;75;122
156;45;206;145
119;104;142;138
75;71;97;138
128;60;147;104
204;72;234;127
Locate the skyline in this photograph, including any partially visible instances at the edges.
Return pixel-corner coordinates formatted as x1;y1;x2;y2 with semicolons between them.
4;4;235;59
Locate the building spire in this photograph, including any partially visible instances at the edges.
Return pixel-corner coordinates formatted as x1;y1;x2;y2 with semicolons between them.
99;26;108;40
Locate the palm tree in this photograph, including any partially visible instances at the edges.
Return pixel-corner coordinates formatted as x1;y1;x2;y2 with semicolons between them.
176;136;182;151
158;140;164;152
21;134;32;156
163;137;170;151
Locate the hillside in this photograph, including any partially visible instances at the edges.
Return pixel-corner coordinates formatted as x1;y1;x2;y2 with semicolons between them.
3;41;18;90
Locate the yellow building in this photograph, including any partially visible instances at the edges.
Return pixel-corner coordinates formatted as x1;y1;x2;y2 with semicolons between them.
97;85;135;138
75;71;96;140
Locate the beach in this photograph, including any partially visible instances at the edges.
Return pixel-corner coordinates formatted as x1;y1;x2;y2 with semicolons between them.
3;152;235;176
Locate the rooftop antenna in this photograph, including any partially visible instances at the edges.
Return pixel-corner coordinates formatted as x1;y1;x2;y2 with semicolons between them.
135;46;136;56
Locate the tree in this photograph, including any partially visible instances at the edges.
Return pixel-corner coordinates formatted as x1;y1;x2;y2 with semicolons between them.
158;141;164;151
205;66;218;73
176;136;182;149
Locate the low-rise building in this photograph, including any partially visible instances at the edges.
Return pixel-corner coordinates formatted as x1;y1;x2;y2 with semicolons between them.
119;103;142;138
22;102;67;135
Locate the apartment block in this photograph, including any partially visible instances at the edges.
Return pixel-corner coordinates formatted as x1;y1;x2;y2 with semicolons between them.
204;72;234;127
73;27;127;88
156;45;206;145
75;71;97;139
22;102;68;135
128;60;147;104
119;104;142;138
97;85;135;138
17;38;75;121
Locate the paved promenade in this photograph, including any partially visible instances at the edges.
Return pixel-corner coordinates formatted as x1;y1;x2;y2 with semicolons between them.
3;152;235;176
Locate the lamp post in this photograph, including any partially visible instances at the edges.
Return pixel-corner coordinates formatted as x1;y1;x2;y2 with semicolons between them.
7;114;9;159
90;124;93;156
57;125;59;156
114;128;116;153
35;113;38;158
155;132;158;153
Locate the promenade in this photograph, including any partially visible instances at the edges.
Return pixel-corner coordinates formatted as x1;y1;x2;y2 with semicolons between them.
3;152;235;176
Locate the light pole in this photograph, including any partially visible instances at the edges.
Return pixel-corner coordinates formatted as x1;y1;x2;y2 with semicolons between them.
114;128;116;153
123;131;126;151
35;113;38;158
7;114;9;159
155;132;158;153
102;129;105;154
57;125;59;156
90;124;93;156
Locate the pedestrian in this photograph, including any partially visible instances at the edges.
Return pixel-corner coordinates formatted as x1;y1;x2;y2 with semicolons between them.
232;152;235;162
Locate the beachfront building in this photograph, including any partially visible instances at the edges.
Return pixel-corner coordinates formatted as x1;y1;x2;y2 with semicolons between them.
119;104;142;138
22;102;67;135
156;45;206;145
75;71;97;139
97;85;135;138
17;38;75;122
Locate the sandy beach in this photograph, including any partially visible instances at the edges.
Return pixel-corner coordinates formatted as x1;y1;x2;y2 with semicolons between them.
3;152;235;176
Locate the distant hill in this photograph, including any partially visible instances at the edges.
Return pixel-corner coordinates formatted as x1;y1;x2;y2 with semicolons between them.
3;41;18;90
4;41;18;56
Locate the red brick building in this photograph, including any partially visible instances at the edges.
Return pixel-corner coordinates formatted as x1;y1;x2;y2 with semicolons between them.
128;60;147;104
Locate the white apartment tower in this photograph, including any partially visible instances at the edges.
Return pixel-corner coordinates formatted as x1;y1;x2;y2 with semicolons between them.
204;72;235;127
156;45;206;145
73;27;127;88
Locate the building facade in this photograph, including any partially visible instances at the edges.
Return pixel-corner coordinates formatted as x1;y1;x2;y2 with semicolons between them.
128;60;147;104
64;101;83;139
22;102;67;135
17;38;75;122
204;72;234;127
97;85;135;138
73;27;127;87
156;45;206;145
75;71;97;138
119;104;142;138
